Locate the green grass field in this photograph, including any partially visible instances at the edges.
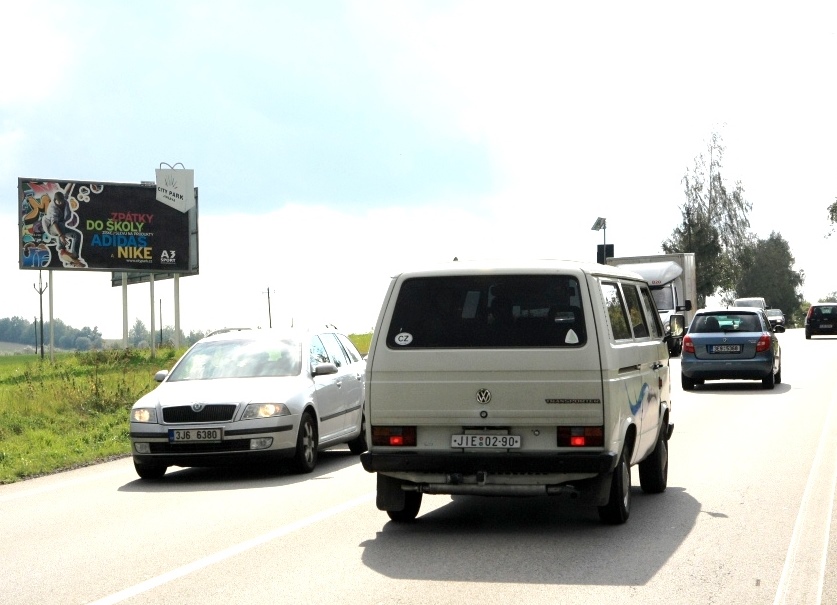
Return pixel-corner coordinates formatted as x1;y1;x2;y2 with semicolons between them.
0;333;372;484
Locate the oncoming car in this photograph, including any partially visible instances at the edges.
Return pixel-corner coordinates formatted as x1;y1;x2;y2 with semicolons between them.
681;308;784;390
129;327;366;479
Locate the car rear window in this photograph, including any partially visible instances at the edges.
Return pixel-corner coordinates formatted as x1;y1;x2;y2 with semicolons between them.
386;275;586;348
813;306;837;317
691;312;761;333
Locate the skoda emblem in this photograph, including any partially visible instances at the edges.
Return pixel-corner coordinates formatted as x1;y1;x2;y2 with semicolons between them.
476;389;492;404
191;403;205;412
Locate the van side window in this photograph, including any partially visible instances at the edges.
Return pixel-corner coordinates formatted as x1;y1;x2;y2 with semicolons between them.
639;285;664;339
601;282;632;341
622;284;650;339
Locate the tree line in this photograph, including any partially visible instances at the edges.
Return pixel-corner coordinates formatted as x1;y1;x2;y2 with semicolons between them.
0;316;208;351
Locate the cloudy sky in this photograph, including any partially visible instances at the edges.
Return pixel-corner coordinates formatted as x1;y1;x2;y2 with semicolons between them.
2;1;836;340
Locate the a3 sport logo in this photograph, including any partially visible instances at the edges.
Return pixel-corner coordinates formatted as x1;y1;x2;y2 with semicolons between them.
160;250;177;264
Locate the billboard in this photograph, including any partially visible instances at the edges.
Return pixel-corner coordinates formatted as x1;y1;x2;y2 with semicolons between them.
19;179;197;274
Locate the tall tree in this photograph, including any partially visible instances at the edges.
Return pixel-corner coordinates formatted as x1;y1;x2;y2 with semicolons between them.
734;232;804;314
663;131;753;304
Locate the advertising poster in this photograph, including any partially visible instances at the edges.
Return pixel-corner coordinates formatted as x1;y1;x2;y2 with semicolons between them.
19;179;192;273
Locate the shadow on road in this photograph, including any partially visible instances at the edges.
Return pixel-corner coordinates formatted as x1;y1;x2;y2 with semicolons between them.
360;486;701;586
117;446;361;493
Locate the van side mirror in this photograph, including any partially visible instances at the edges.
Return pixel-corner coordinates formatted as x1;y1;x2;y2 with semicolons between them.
684;300;692;312
669;314;686;338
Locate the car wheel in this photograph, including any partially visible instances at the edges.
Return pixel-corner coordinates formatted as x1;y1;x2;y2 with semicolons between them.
292;411;318;473
775;364;782;384
762;371;775;390
681;373;695;391
639;428;668;494
134;460;167;480
805;330;811;340
347;416;367;455
598;447;631;524
387;491;422;523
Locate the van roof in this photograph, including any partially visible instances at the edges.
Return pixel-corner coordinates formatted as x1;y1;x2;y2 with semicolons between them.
389;259;647;281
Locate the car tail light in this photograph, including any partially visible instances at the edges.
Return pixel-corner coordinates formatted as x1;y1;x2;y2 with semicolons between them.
371;426;417;446
806;307;814;319
557;426;604;447
756;334;771;352
682;334;695;353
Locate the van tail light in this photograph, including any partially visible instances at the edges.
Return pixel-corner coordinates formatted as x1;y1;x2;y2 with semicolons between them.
755;334;772;352
371;426;417;447
557;426;603;447
682;335;695;354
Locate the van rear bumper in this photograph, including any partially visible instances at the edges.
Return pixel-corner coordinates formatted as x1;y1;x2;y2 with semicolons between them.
360;450;617;475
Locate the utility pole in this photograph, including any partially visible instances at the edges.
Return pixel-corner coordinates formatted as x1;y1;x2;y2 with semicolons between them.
263;287;275;328
159;299;163;346
265;287;272;328
33;271;47;360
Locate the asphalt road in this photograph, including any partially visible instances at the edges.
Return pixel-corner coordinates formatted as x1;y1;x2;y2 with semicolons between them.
2;327;836;605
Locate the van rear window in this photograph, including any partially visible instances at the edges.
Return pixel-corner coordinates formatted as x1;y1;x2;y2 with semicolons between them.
386;275;586;348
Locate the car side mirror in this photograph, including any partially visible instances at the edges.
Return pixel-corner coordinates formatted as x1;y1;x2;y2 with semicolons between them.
773;325;786;333
154;370;169;382
669;314;686;338
312;362;338;377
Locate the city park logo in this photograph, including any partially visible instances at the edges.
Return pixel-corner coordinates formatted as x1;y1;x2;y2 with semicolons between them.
155;167;195;212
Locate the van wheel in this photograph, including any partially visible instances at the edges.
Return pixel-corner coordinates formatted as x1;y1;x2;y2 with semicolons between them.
387;491;422;523
292;411;318;473
639;429;668;494
598;450;631;524
681;374;695;391
762;371;775;390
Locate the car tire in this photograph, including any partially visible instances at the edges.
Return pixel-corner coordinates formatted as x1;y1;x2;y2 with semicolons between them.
134;460;167;480
292;411;318;473
681;373;695;391
805;330;811;340
347;416;367;455
598;447;631;525
775;364;782;384
387;491;422;523
762;371;775;390
639;428;668;494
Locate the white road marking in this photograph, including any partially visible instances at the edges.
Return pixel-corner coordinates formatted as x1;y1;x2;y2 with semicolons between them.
88;491;375;605
773;389;837;605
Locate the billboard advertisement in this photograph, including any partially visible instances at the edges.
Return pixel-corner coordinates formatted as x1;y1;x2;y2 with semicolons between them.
19;179;197;273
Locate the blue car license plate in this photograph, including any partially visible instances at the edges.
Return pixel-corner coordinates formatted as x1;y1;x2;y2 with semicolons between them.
709;344;741;353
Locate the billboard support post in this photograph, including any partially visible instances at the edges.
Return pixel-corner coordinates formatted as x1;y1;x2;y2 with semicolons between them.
149;274;156;359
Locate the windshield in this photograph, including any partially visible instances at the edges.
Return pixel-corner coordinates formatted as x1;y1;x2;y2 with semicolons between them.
168;338;302;381
651;286;674;312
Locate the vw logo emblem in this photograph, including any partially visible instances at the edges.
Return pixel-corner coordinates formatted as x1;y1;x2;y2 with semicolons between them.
191;403;205;412
476;389;492;404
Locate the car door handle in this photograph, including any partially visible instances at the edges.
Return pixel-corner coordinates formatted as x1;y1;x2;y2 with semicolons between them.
652;362;664;370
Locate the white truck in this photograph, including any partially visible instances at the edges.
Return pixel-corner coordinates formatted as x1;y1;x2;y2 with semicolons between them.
607;253;697;356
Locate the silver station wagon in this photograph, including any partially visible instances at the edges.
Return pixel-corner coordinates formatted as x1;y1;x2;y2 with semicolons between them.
129;327;366;479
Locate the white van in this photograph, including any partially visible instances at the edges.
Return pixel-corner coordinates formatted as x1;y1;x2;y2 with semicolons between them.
733;297;767;309
360;260;681;525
